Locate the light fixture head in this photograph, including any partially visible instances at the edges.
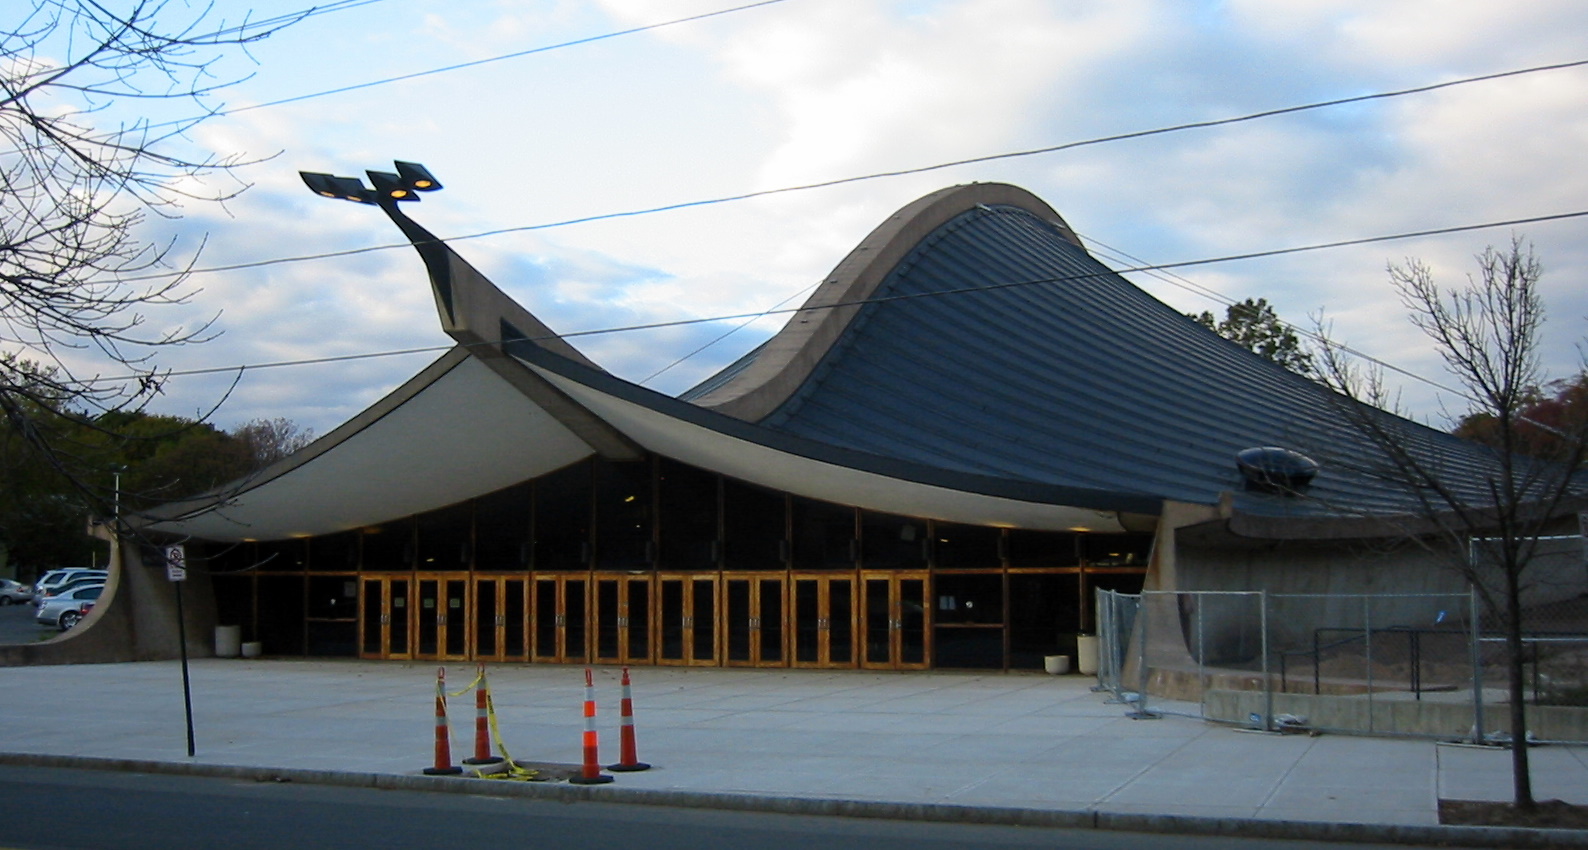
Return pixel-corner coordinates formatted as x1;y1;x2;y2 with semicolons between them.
299;171;377;204
367;170;418;202
394;161;442;191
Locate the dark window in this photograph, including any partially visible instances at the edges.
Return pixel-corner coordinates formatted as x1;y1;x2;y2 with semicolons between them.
595;460;653;570
1007;530;1079;568
860;510;927;570
932;522;1002;569
535;460;592;571
309;532;358;572
1008;573;1082;670
722;478;784;570
257;539;306;572
417;502;472;571
657;459;718;570
934;573;1003;624
256;575;306;655
361;519;413;571
476;482;532;571
790;496;854;570
1084;533;1153;567
307;575;358;620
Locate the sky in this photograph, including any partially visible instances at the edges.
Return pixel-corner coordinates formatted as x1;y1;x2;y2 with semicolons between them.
27;0;1588;440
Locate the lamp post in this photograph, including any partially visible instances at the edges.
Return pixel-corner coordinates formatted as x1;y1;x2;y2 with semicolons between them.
299;160;442;208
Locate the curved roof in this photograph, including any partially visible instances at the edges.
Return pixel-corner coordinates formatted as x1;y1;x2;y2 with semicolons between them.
145;181;1520;542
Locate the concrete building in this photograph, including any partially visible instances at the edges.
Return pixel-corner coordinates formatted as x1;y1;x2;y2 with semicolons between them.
8;175;1574;670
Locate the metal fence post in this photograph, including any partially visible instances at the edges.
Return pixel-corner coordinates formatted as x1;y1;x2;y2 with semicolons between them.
1196;592;1207;717
1364;595;1375;735
1260;590;1272;732
1133;591;1153;718
1469;584;1483;744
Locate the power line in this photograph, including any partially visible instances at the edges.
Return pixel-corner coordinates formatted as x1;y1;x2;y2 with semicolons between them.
113;55;1588;285
80;207;1588;388
144;0;797;131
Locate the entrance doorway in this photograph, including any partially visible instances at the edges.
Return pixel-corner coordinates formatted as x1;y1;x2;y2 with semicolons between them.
359;575;411;659
414;575;470;660
791;575;854;668
532;575;589;663
473;576;529;662
861;573;929;669
724;575;785;667
593;575;652;665
657;575;717;665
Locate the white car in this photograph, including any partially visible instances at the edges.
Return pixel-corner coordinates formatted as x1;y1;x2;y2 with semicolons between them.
0;579;30;605
31;569;107;605
36;584;104;630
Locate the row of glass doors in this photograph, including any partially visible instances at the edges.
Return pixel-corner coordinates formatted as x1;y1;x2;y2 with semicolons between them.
359;573;928;669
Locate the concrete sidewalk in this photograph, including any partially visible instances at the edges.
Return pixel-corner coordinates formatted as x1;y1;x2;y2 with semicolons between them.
3;659;1587;845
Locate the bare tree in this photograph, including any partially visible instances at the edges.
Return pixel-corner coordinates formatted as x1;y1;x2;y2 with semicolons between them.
231;416;314;469
1;1;305;517
1315;237;1588;811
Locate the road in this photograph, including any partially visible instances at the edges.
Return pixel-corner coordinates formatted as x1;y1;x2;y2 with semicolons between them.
0;766;1414;850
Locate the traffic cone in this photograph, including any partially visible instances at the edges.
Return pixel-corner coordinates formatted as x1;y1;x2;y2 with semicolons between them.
463;663;503;766
607;667;650;771
422;666;462;775
568;667;613;785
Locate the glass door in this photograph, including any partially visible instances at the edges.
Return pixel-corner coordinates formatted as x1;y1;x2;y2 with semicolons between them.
415;575;469;660
532;575;589;663
657;575;717;666
724;575;785;667
593;575;652;665
473;577;528;662
861;573;929;669
791;575;854;668
359;576;411;659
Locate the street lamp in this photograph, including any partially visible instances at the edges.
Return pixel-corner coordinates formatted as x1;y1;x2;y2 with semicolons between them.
299;160;443;207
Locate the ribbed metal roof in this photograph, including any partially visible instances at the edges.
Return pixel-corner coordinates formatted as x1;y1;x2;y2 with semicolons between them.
744;200;1505;518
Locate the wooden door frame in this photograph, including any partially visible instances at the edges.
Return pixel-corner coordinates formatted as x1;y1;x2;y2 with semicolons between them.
531;573;591;664
722;573;788;668
860;571;931;670
359;574;414;660
472;575;530;663
790;573;856;669
655;573;719;667
592;574;654;665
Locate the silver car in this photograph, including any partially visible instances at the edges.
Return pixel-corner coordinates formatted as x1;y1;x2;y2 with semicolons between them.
0;579;30;605
36;584;104;630
31;569;107;605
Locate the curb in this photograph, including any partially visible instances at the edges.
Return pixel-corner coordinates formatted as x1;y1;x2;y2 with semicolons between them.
1;752;1583;848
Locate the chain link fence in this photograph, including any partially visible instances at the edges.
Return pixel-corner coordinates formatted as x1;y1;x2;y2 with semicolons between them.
1093;581;1588;743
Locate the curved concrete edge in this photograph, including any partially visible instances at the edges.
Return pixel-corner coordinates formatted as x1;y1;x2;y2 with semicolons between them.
1;752;1583;848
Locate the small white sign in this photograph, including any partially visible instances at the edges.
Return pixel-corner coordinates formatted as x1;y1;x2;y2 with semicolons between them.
165;545;187;582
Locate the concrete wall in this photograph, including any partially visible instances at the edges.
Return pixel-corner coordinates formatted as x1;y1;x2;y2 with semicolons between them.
0;540;217;667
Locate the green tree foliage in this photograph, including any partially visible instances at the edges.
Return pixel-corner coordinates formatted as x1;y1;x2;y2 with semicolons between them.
0;405;310;578
1191;298;1315;374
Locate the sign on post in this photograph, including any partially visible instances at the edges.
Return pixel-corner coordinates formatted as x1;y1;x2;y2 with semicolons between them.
164;545;187;582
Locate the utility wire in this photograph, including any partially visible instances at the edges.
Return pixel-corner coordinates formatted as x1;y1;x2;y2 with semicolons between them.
112;56;1588;286
143;0;796;130
78;207;1588;387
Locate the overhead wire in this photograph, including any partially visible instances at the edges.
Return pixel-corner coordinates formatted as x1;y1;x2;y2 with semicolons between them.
140;0;797;131
75;207;1588;389
107;56;1588;286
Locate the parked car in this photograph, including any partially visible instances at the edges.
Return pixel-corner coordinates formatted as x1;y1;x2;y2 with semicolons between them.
0;579;30;605
31;569;107;605
37;574;109;605
36;584;103;630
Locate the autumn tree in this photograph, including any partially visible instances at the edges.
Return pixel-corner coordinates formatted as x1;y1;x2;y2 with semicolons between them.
1314;238;1588;812
1192;297;1315;374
